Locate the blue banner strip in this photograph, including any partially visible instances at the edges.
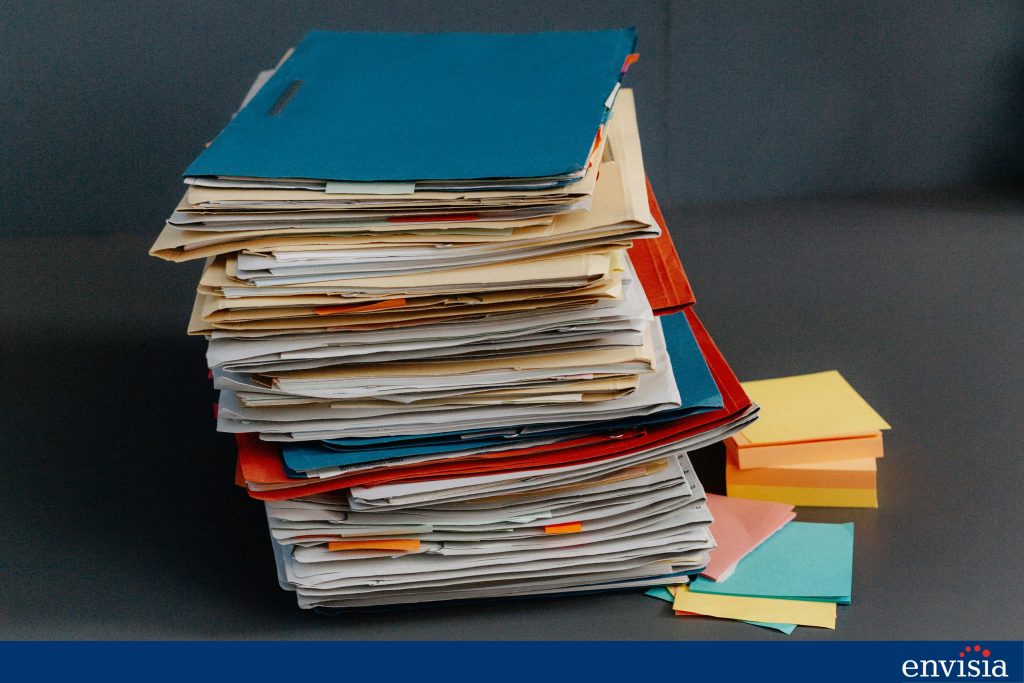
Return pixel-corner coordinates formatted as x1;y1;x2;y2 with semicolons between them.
1;641;1021;683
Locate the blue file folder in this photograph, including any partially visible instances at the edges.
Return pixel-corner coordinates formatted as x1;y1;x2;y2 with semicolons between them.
185;29;637;182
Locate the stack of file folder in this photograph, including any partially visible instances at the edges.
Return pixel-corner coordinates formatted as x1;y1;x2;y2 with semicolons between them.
151;29;757;610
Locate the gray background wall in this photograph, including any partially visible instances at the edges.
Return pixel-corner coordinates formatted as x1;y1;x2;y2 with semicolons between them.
3;0;1023;235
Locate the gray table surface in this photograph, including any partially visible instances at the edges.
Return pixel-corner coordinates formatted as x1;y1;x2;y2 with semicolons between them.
1;190;1021;639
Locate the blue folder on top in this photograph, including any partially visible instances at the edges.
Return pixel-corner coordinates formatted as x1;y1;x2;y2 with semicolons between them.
281;311;722;475
184;29;637;181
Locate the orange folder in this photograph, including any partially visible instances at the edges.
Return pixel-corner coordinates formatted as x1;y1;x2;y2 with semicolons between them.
627;179;695;315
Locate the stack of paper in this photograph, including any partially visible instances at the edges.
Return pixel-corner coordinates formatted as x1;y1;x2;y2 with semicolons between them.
647;520;854;633
152;29;757;610
724;371;891;507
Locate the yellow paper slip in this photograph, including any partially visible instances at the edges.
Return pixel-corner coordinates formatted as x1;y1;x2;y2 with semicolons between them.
672;585;836;629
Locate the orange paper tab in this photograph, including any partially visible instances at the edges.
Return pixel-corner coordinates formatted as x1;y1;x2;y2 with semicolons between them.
544;521;583;535
590;125;603;155
314;298;408;316
327;539;421;552
621;53;640;72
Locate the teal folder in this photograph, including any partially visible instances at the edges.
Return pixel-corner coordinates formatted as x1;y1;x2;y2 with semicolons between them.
185;29;637;181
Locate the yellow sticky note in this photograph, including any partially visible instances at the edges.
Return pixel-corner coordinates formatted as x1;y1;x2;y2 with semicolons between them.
672;585;836;629
739;371;891;444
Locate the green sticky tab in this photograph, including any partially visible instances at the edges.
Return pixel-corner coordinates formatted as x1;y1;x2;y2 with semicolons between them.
324;181;416;195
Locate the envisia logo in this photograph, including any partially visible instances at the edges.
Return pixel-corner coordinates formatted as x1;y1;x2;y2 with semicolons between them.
903;645;1009;679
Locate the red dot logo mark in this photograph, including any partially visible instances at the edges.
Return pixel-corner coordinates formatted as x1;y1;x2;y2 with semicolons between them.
960;645;992;658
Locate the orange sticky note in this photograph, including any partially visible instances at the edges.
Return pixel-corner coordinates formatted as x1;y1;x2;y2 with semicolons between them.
544;521;582;535
327;539;421;552
621;53;640;72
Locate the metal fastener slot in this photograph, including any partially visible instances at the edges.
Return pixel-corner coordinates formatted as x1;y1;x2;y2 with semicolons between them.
268;80;303;116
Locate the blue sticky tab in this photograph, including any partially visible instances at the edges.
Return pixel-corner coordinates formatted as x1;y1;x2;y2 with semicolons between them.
185;29;637;181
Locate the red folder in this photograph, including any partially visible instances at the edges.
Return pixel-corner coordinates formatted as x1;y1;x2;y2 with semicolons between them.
627;179;695;315
237;308;751;500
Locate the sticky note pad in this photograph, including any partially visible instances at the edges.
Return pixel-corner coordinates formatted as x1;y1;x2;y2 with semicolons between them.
728;430;884;469
673;586;835;629
702;493;795;582
738;370;890;445
725;483;879;509
725;455;880;508
690;521;854;604
727;455;877;488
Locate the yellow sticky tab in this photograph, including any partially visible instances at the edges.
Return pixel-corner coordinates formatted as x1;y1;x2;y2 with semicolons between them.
544;521;583;535
672;585;836;629
610;248;627;272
